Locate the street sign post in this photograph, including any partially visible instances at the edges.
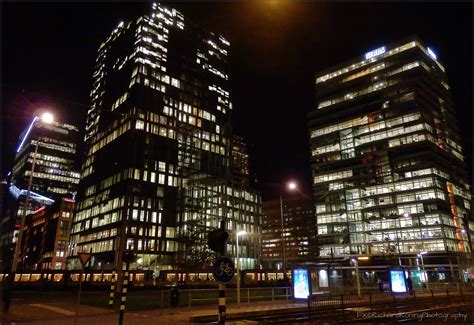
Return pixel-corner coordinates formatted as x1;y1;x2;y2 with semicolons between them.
212;256;235;324
75;250;92;325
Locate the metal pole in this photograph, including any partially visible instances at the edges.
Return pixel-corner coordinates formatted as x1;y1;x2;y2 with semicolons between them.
118;263;130;325
109;270;116;308
236;233;240;308
420;254;429;289
355;259;361;296
280;194;287;281
12;141;39;273
218;283;226;324
74;267;84;325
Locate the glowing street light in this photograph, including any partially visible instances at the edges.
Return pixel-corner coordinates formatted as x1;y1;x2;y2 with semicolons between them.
287;181;297;191
280;180;298;280
41;112;54;124
236;230;247;308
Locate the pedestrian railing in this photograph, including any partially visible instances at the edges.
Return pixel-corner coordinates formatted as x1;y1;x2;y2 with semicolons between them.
307;286;473;320
154;286;292;314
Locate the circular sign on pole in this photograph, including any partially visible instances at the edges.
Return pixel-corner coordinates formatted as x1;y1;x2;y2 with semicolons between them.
212;256;235;284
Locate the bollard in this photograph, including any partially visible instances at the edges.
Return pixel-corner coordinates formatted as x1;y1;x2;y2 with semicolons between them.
446;288;450;303
307;295;311;320
430;288;434;300
413;288;416;301
189;290;192;311
108;270;116;308
118;271;129;325
247;288;250;303
272;288;275;301
369;293;372;311
160;289;164;315
341;295;345;321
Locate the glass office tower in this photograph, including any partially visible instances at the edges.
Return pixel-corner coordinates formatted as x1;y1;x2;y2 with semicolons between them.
1;117;80;272
308;37;472;280
70;3;261;272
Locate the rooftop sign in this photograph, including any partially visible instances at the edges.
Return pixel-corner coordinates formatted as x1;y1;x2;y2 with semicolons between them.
365;46;386;60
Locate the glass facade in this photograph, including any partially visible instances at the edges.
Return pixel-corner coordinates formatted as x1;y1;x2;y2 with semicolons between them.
308;37;472;272
71;3;261;272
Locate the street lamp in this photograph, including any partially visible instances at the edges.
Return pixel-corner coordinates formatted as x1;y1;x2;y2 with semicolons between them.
280;180;297;281
418;251;429;290
236;230;246;308
351;258;361;296
11;112;54;273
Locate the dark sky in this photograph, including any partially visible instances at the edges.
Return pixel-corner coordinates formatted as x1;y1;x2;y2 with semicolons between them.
2;1;472;200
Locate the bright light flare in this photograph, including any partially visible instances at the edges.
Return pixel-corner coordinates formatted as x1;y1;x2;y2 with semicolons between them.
287;181;297;191
41;112;54;124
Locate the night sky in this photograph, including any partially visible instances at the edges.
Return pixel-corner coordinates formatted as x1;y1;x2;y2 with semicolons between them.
2;1;472;200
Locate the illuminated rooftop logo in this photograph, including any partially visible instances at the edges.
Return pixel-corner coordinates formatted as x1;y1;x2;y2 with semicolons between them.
365;46;386;60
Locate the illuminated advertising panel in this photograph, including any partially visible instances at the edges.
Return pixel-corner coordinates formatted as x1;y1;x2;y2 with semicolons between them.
292;268;310;299
389;269;407;293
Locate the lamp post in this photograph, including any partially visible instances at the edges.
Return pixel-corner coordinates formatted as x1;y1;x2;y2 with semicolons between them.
236;230;246;308
351;258;361;296
11;112;54;273
418;251;429;290
280;181;297;281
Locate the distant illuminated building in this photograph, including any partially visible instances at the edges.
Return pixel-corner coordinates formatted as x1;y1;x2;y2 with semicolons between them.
308;37;472;280
1;116;80;271
231;135;251;186
20;198;75;270
261;195;315;269
70;2;261;272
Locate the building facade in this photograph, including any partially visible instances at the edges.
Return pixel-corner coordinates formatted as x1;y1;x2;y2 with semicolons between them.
70;2;261;272
9;116;81;212
308;37;472;281
19;198;75;271
1;117;80;271
261;195;315;269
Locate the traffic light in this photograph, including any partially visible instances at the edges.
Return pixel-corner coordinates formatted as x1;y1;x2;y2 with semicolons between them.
208;228;228;256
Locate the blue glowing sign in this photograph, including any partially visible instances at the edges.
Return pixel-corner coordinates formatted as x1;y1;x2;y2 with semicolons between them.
390;269;407;293
292;268;310;299
212;256;235;284
427;47;437;60
365;46;386;60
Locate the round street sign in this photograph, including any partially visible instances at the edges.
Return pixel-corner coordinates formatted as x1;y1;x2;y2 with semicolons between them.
212;256;235;284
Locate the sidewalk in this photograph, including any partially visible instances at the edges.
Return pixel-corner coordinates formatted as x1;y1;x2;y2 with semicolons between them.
1;299;306;324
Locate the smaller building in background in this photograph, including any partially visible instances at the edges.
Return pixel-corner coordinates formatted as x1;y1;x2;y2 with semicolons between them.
261;195;316;269
231;135;251;187
19;198;75;271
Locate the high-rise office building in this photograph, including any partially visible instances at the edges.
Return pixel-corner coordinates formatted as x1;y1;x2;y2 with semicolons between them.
308;37;472;281
1;116;80;271
261;195;315;269
10;116;81;210
70;3;261;272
